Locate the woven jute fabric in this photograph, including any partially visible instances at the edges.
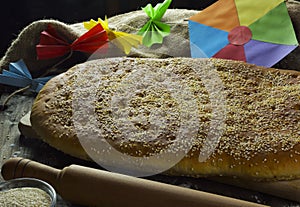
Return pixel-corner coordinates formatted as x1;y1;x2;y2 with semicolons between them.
0;1;299;78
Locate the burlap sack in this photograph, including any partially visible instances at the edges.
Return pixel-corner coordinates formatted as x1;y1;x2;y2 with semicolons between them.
0;1;299;78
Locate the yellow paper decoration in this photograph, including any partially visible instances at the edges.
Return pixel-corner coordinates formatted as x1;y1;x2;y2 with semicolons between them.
84;17;143;55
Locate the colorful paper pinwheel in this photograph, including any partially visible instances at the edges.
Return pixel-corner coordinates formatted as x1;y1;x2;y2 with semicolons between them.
138;0;172;47
188;0;299;67
36;24;108;60
0;60;53;93
84;17;143;55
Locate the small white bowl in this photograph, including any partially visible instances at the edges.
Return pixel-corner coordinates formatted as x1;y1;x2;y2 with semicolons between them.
0;177;56;206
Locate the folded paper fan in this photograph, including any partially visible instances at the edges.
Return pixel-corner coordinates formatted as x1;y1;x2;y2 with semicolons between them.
0;60;53;93
138;0;172;47
36;24;108;60
188;0;299;67
84;17;143;55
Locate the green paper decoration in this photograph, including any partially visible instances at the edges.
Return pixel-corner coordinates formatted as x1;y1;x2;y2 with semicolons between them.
138;0;172;47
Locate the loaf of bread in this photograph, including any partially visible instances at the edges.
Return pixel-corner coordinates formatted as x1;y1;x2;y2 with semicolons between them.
30;57;300;181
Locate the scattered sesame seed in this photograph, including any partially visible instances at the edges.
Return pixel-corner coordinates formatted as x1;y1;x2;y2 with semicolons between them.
33;58;300;167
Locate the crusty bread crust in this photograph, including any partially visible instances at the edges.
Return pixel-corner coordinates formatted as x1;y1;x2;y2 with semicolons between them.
31;57;300;180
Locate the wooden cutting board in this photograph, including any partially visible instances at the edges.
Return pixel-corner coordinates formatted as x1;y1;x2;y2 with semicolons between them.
209;177;300;203
19;111;300;204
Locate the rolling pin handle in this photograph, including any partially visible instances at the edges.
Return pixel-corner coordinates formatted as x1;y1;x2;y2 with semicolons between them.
1;157;60;187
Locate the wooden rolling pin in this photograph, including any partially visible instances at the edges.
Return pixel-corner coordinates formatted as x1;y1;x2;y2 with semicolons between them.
1;157;267;207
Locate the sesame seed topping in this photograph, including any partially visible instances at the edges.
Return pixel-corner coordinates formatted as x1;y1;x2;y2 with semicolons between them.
36;58;300;162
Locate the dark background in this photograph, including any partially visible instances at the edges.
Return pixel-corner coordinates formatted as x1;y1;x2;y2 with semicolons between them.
2;0;299;57
0;0;217;57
